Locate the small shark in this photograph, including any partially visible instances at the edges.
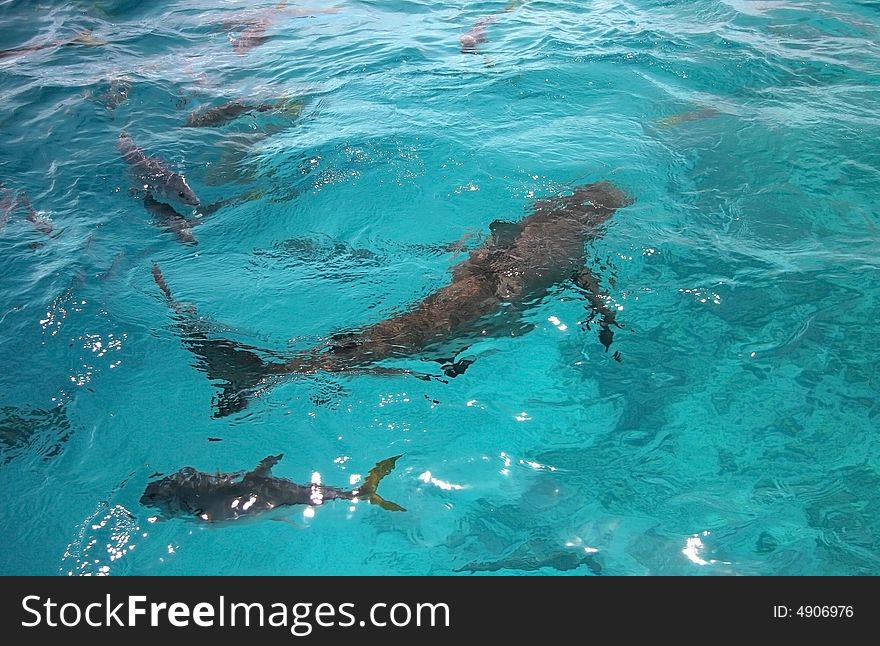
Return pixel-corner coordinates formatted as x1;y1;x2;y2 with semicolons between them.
459;0;525;54
655;106;720;128
228;2;340;54
20;192;53;236
460;16;496;54
0;187;54;236
152;180;631;416
140;454;405;522
118;131;200;207
183;98;303;128
269;180;630;373
0;30;106;62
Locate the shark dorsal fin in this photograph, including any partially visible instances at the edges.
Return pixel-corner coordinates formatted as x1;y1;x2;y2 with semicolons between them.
250;454;283;478
489;220;521;247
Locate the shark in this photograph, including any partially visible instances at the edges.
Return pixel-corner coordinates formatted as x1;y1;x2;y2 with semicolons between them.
151;180;631;416
227;1;341;55
0;30;106;62
118;131;200;207
20;191;53;236
183;98;304;128
459;0;525;54
140;454;405;522
0;188;53;237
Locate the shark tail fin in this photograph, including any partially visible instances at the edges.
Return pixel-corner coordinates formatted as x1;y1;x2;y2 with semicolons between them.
359;455;405;512
152;262;196;318
151;262;178;307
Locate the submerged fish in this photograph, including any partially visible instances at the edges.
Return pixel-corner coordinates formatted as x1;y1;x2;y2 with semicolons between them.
459;0;525;54
183;98;303;128
228;2;341;54
460;16;497;54
141;453;405;522
118;131;200;207
0;30;107;61
231;17;274;54
19;191;53;236
0;405;72;465
655;107;720;128
0;186;53;236
153;180;631;416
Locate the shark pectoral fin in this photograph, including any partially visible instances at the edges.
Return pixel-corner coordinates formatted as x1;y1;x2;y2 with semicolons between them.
250;454;283;478
360;454;406;512
573;266;621;352
196;188;265;219
598;323;614;352
441;356;475;378
488;220;521;247
194;201;225;219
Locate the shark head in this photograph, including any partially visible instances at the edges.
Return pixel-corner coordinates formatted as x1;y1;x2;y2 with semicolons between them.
155;173;200;207
565;181;633;227
171;174;200;207
577;181;633;210
459;33;480;53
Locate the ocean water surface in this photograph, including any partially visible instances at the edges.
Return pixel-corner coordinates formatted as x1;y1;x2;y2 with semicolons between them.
1;0;879;575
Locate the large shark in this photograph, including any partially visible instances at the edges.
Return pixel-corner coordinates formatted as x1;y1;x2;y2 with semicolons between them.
152;180;631;416
118;131;200;207
140;454;404;522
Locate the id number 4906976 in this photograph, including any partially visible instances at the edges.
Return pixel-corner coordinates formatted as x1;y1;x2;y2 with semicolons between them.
773;606;854;619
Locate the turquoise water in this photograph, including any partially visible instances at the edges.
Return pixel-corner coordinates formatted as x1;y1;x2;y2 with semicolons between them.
1;0;879;576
